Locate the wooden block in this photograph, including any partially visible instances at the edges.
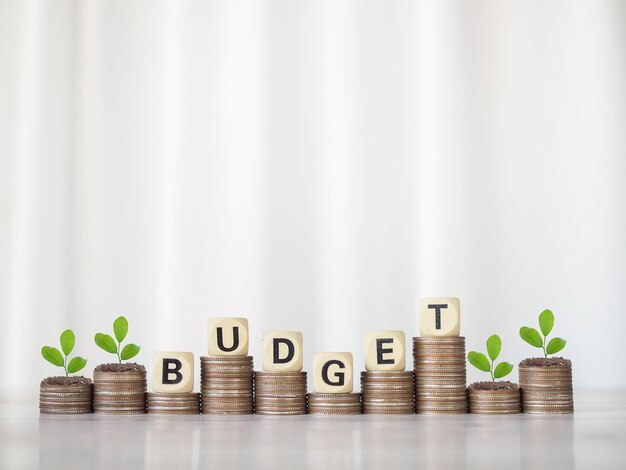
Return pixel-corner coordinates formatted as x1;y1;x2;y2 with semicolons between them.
419;297;461;336
313;352;353;393
364;330;406;371
262;331;303;372
207;317;249;356
152;352;194;393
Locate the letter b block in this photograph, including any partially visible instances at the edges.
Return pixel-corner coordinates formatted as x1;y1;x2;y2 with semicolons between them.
262;331;303;372
419;297;461;336
313;352;353;393
364;330;406;371
207;317;249;356
152;352;194;393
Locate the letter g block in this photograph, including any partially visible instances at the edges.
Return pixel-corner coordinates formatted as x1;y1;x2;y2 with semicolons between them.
262;331;303;372
313;352;353;393
152;352;195;393
207;317;249;356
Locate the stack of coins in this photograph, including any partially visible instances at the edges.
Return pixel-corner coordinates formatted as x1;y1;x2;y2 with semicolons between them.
93;365;147;415
254;371;307;415
467;383;521;414
361;371;415;414
39;378;93;414
307;393;362;415
519;359;574;414
200;356;254;414
413;336;467;414
147;392;200;414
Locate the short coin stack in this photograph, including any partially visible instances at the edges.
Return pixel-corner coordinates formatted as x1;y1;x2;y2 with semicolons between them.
254;371;307;415
519;359;574;414
93;364;147;415
467;383;521;414
147;392;200;415
39;377;93;414
361;371;415;414
200;356;254;414
413;336;467;414
307;393;362;415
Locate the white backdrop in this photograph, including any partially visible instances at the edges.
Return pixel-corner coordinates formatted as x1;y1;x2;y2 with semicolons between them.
1;0;625;398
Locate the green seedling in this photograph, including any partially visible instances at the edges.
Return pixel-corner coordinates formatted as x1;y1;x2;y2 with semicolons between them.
41;329;88;377
519;309;567;358
94;316;141;363
468;334;514;382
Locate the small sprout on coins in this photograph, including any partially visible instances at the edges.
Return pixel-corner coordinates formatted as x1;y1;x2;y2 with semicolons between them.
94;316;141;364
519;309;567;358
468;334;514;382
41;329;88;377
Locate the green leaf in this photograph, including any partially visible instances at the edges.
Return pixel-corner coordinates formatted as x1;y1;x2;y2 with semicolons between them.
468;351;491;372
113;316;128;343
41;346;65;367
519;327;543;348
539;309;554;337
494;362;514;379
120;343;140;361
546;337;567;355
60;329;75;356
95;333;118;354
486;334;502;361
67;356;87;374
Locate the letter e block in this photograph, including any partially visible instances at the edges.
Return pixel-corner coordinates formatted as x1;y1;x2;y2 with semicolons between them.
152;352;194;393
262;331;303;372
207;317;249;356
419;297;460;337
364;330;406;371
313;352;353;393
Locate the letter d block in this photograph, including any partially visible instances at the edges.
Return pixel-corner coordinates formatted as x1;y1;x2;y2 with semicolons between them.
419;297;461;336
152;352;194;393
262;331;303;372
364;330;406;371
313;352;353;393
207;317;249;356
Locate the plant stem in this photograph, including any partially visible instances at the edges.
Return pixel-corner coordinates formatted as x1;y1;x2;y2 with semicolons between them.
490;360;495;382
64;355;68;377
542;336;547;358
117;342;121;364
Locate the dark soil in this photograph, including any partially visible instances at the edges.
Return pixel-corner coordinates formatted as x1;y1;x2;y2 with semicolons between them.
41;376;92;386
94;363;146;373
468;381;518;391
519;357;571;368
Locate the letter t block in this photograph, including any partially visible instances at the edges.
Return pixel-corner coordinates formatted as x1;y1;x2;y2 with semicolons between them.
419;297;461;336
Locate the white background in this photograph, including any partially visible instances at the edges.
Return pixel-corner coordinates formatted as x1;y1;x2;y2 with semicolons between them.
1;0;625;397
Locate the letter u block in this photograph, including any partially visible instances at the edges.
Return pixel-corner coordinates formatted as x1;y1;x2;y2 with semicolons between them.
364;330;406;371
207;317;249;356
152;352;195;393
262;331;303;372
419;297;461;336
313;352;353;393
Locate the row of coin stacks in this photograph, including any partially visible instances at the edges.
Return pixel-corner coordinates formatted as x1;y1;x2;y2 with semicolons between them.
146;297;465;415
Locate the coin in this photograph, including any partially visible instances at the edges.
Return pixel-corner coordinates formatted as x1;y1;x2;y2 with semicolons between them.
518;361;574;414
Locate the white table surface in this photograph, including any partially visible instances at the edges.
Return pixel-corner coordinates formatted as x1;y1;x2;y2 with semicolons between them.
1;390;625;470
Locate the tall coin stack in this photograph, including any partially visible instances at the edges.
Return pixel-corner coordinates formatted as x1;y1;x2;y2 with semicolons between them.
413;337;468;414
254;372;307;415
39;377;93;414
307;393;362;415
361;371;415;414
519;359;574;414
93;364;147;415
200;356;254;414
147;392;200;414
